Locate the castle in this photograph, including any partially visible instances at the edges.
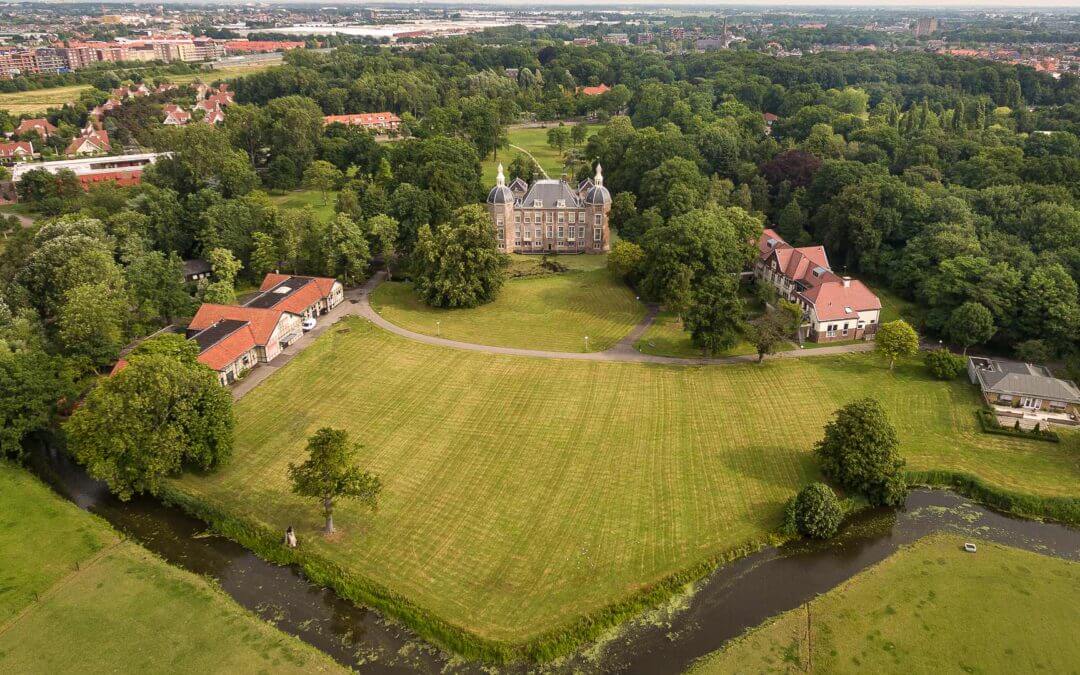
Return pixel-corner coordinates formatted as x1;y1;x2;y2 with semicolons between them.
485;164;611;254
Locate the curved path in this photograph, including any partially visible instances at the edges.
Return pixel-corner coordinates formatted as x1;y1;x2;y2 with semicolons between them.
355;272;875;365
508;144;549;179
233;273;876;399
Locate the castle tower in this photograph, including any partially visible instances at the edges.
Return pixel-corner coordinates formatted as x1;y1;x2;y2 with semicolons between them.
485;163;515;253
582;164;612;253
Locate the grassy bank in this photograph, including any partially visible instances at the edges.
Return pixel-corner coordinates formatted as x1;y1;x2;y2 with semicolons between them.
0;462;343;673
370;262;645;352
169;317;1079;658
689;533;1080;673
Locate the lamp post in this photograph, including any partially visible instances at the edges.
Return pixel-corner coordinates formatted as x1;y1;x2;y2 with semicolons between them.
437;320;441;337
584;336;589;352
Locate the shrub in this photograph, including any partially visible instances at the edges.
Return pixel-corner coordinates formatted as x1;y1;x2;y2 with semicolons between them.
791;483;843;539
924;349;966;380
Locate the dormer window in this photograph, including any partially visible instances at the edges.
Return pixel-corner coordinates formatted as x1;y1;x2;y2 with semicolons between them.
812;267;826;278
533;200;543;208
766;238;777;248
556;199;566;208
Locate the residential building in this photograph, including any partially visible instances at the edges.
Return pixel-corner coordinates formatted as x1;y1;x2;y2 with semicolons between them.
486;163;611;255
603;33;629;45
915;17;939;37
0;141;35;163
64;127;111;156
968;356;1080;423
754;228;881;342
245;273;345;320
162;103;191;125
322;112;401;132
182;259;211;284
189;318;260;385
579;84;611;96
14;118;58;139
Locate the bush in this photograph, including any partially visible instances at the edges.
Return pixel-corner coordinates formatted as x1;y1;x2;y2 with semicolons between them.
790;483;843;539
924;349;966;380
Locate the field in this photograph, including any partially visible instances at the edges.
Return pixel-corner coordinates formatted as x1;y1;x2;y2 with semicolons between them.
690;533;1080;674
0;61;278;115
0;85;93;115
0;463;342;673
170;317;1080;649
481;125;589;185
269;188;338;222
371;256;645;352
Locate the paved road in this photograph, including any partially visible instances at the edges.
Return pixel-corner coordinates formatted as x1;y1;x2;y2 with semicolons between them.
233;272;876;399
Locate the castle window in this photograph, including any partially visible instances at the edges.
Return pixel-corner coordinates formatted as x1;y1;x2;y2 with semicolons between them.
524;215;531;224
535;228;542;239
545;212;553;223
496;216;503;227
546;226;553;238
534;200;543;208
578;226;585;238
523;228;530;240
594;227;602;242
514;213;520;223
514;226;521;236
556;200;566;207
594;214;602;226
569;212;576;224
557;212;564;223
557;226;564;238
579;211;585;220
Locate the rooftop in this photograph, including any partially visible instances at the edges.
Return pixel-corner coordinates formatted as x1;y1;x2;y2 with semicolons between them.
970;357;1080;404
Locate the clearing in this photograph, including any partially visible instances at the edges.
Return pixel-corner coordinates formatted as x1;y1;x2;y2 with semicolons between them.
690;533;1080;674
269;188;338;222
170;317;1080;648
0;462;342;673
481;125;589;185
370;255;645;352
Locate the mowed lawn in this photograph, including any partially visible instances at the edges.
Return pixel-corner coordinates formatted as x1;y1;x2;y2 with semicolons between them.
481;125;589;185
0;85;92;115
270;188;338;222
690;534;1080;674
371;262;645;352
0;463;342;673
171;318;1080;645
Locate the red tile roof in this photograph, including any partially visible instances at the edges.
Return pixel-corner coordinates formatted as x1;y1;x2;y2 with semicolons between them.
322;112;401;127
250;274;340;315
15;118;58;137
0;141;33;157
189;304;294;345
801;279;881;320
197;323;257;371
580;84;611;96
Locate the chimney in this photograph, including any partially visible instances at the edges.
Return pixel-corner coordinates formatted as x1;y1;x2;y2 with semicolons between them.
842;276;851;287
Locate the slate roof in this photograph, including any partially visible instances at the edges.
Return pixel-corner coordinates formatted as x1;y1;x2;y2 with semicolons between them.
520;179;582;208
970;358;1080;403
190;319;258;371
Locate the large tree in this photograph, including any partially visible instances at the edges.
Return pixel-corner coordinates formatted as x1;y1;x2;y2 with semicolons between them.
875;320;919;370
411;205;508;308
946;301;995;355
814;397;906;507
683;273;744;356
65;336;235;500
321;213;370;284
0;350;77;458
57;282;129;370
289;427;382;535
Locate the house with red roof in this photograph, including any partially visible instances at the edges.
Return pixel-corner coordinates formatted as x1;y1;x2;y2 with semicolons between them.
246;273;344;320
162;103;190;126
188;303;303;368
15;118;58;139
579;84;611;96
755;228;881;342
0;141;35;163
65;128;111;156
322;112;401;132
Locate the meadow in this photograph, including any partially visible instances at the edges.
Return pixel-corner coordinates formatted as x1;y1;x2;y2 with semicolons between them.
690;534;1080;673
170;317;1080;652
370;256;645;352
0;463;342;673
481;124;589;185
269;188;338;222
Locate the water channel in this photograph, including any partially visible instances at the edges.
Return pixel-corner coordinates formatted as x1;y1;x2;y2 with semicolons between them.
28;442;1079;674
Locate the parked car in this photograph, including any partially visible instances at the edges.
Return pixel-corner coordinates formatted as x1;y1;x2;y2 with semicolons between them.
301;318;317;332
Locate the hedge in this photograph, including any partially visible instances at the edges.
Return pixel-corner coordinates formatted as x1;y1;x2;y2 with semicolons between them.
907;469;1080;526
974;408;1060;442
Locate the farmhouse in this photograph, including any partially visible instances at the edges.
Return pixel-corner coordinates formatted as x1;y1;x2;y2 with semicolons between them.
245;273;344;320
754;228;881;342
485;163;611;254
968;356;1080;425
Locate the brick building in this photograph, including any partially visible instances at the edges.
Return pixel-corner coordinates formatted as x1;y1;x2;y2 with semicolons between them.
486;164;611;254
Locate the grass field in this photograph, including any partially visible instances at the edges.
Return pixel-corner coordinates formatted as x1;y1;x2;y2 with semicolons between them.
0;85;93;115
0;463;342;673
481;125;589;185
690;533;1080;674
634;310;796;358
269;188;338;222
371;259;645;352
170;318;1080;649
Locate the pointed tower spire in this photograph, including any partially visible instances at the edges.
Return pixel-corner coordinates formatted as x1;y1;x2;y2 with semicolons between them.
496;163;506;187
594;163;604;187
